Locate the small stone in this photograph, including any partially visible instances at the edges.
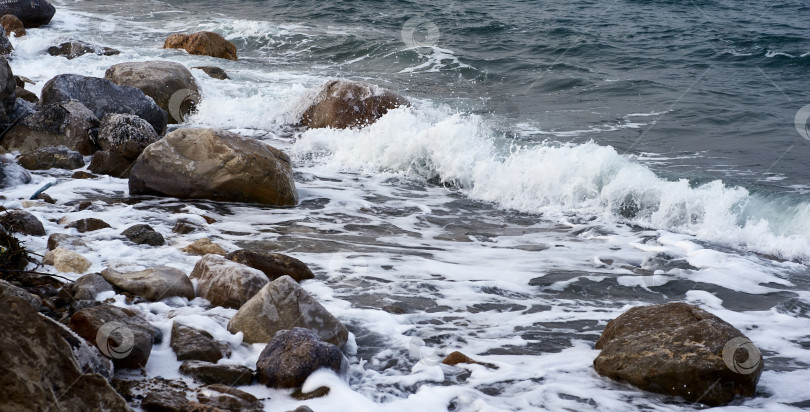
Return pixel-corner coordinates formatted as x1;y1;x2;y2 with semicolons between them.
66;217;111;233
442;351;498;369
286;407;314;412
195;384;262;412
48;233;88;251
72;171;97;179
142;390;188;412
179;360;253;386
15;87;37;103
43;247;92;274
291;387;329;401
170;322;231;363
192;66;230;80
121;224;165;246
182;238;226;256
37;192;55;204
88;149;132;178
0;210;45;236
172;220;200;234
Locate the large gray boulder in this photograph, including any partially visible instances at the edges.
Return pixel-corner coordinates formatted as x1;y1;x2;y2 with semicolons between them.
1;100;99;155
593;302;764;406
227;276;349;347
105;61;200;124
0;297;130;412
0;0;55;28
100;266;194;301
189;254;268;309
40;74;168;135
128;128;298;206
300;80;409;129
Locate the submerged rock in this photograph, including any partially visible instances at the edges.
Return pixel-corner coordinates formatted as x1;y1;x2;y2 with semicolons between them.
47;40;120;59
189;254;268;309
225;249;315;283
192;66;229;80
0;297;130;411
256;328;346;389
120;224;165;246
68;304;156;369
101;266;194;301
164;31;238;61
300;79;409;129
105;61;200;124
47;233;88;251
16;145;84;170
40;74;168;136
0;0;56;28
129;128;298;206
593;302;764;406
170;322;231;363
228;275;349;347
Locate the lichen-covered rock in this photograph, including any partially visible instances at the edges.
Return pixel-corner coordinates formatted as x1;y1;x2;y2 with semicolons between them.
299;79;409;129
128;128;298;206
16;145;84;170
101;266;194;301
40;74;168;136
593;302;764;406
0;297;130;412
170;322;231;363
47;40;120;59
228;276;349;347
68;304;156;369
256;328;346;388
164;32;237;61
225;249;314;283
43;247;92;274
97;113;160;160
105;61;200;124
189;254;268;309
0;0;55;28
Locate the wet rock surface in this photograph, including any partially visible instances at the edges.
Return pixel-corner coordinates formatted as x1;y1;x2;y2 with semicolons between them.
68;304;156;369
179;360;253;386
16;145;84;170
164;31;238;61
170;322;231;363
256;327;345;389
300;79;409;129
225;249;315;282
190;254;268;309
101;266;194;301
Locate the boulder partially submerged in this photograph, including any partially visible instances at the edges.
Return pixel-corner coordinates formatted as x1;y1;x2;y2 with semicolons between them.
300;79;408;129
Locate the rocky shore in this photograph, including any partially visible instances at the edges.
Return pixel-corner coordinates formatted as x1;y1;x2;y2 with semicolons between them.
0;1;768;411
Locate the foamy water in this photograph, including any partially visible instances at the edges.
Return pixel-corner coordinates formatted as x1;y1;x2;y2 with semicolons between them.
2;3;810;411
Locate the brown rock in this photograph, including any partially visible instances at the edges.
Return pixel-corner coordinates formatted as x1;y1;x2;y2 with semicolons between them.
300;80;409;129
88;149;132;178
593;302;764;406
66;217;111;232
72;170;97;179
179;360;253;386
225;249;314;283
164;31;238;61
120;224;165;246
192;66;229;80
15;86;36;103
183;238;226;256
47;40;120;60
47;233;88;251
442;351;497;369
195;384;262;411
68;304;156;369
189;254;268;309
128;128;298;206
0;15;24;37
170;322;231;363
1;100;99;155
142;390;189;412
43;247;92;274
16;145;84;170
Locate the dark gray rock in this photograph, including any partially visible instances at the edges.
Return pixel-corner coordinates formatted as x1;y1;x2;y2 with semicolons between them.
68;304;156;369
170;322;230;363
142;390;188;412
0;57;15;128
0;157;32;188
0;297;131;412
225;249;314;282
64;273;113;301
16;145;84;170
40;74;168;136
47;40;120;60
256;328;346;389
121;224;165;246
0;0;56;28
179;360;252;386
0;31;11;56
0;210;45;236
594;302;764;406
1;100;99;155
192;66;229;80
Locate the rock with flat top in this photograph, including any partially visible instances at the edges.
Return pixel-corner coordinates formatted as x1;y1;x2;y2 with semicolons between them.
101;266;194;301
